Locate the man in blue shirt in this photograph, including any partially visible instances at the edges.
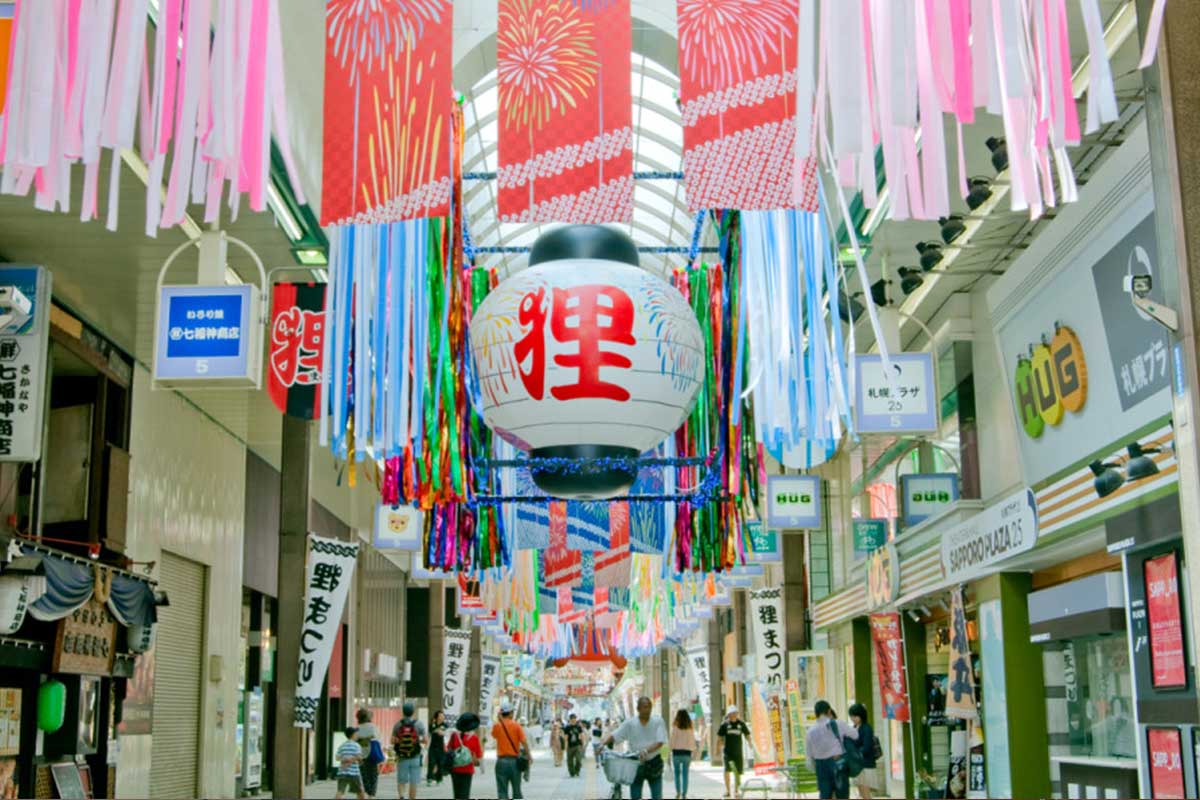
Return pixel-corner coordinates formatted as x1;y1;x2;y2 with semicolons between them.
805;701;859;799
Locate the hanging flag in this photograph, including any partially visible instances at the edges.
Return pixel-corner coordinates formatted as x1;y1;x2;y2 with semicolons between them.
629;471;667;555
442;628;472;725
479;654;502;721
676;0;817;211
496;0;633;223
567;501;611;552
268;282;327;419
295;535;360;728
321;0;454;224
595;502;631;587
869;612;912;722
946;586;978;720
543;501;583;587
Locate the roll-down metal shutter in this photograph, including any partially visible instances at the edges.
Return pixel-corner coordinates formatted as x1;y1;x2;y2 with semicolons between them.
150;552;207;798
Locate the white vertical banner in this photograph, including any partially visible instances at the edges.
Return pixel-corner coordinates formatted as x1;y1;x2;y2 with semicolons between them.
479;655;502;722
442;629;473;723
685;645;712;719
294;534;359;728
749;588;786;692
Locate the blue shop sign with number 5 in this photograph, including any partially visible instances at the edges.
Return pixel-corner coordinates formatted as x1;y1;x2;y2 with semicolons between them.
154;285;256;385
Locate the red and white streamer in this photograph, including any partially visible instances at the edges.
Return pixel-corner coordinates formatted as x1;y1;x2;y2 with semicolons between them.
0;0;303;234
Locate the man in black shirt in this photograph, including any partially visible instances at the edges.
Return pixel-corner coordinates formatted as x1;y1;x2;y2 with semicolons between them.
717;705;754;799
563;713;586;777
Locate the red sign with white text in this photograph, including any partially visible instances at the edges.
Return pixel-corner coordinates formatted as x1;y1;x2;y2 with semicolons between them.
870;613;911;722
1148;727;1186;799
267;283;326;420
1145;553;1187;688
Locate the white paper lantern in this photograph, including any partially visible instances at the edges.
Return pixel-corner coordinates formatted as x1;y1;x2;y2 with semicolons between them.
470;226;704;498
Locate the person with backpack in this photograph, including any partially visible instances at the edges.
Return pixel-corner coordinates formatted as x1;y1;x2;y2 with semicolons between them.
335;727;366;800
356;708;385;800
391;702;428;800
847;704;880;799
805;700;860;799
444;712;484;800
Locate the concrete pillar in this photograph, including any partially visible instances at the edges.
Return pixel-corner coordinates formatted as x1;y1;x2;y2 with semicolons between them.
466;627;482;713
1138;0;1200;721
272;415;311;799
659;651;671;724
733;590;749;711
782;534;807;652
707;618;724;766
429;585;446;712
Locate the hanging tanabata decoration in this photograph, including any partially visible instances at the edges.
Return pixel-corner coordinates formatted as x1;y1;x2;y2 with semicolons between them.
496;0;633;223
321;0;454;224
0;0;304;233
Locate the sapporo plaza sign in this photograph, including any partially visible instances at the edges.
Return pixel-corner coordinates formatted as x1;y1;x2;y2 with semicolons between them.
941;488;1040;582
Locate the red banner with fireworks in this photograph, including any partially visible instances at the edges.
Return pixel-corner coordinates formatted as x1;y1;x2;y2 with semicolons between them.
321;0;454;225
268;282;327;420
676;0;817;212
497;0;633;224
869;612;911;722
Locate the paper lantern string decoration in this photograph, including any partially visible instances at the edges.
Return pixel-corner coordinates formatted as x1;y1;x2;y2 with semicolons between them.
0;0;304;233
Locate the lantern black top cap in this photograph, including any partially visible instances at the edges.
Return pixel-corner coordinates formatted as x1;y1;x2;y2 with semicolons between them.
529;225;640;268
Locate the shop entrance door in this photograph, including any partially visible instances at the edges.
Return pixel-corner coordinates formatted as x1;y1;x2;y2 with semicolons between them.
149;552;208;798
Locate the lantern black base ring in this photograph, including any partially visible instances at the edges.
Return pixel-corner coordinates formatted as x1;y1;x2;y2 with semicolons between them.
529;444;641;499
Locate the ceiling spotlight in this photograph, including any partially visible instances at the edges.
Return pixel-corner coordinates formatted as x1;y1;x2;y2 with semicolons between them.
986;136;1008;172
1089;459;1125;499
869;279;891;307
939;215;967;244
966;177;993;211
837;291;865;324
898;267;924;296
919;605;932;618
916;241;943;271
1126;442;1162;481
907;609;922;622
937;597;950;612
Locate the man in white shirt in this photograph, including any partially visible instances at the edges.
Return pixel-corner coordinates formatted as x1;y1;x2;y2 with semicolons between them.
604;697;667;800
805;700;859;799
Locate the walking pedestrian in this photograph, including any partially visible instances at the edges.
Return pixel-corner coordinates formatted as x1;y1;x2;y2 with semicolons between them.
550;720;566;767
717;705;753;800
427;710;447;786
669;709;695;800
446;712;484;800
356;708;382;799
335;726;366;800
391;702;428;800
592;717;605;768
564;713;586;777
805;700;859;799
604;697;667;800
492;702;531;799
847;704;878;800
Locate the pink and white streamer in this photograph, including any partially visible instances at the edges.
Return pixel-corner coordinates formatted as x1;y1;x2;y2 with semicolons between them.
0;0;304;234
797;0;1164;222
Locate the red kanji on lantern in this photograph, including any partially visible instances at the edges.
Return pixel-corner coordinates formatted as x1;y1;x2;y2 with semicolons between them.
514;283;637;402
271;307;325;387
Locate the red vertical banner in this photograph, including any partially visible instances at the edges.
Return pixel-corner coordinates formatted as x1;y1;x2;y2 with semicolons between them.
1145;553;1187;688
328;626;344;699
675;0;817;211
595;501;631;587
497;0;633;223
268;282;327;420
1147;728;1186;799
869;612;911;722
321;0;454;225
544;501;582;587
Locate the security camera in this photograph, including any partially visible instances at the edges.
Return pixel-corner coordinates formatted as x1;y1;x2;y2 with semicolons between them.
0;286;32;335
1123;273;1178;332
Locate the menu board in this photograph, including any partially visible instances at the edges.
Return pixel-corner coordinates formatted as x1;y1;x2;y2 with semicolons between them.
1148;727;1186;799
1144;553;1187;688
0;689;20;756
52;597;116;676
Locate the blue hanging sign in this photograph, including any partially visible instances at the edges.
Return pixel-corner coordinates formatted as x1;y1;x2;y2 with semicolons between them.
766;475;822;529
854;352;938;433
900;473;960;526
153;284;262;388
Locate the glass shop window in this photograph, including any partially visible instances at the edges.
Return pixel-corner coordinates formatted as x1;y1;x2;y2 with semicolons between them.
1056;636;1136;760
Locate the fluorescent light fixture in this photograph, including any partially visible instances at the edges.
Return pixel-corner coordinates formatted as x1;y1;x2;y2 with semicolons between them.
860;185;891;238
267;183;304;242
294;248;329;266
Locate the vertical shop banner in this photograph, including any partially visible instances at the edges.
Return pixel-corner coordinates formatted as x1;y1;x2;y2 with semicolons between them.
497;0;633;224
869;613;911;722
750;683;776;774
750;588;786;691
946;587;978;720
1148;727;1186;799
676;0;816;212
321;0;454;224
1145;553;1187;688
268;283;327;419
479;655;502;722
767;691;787;765
295;535;359;728
685;645;712;719
785;679;805;760
595;502;631;587
442;629;472;724
967;723;986;800
0;266;50;462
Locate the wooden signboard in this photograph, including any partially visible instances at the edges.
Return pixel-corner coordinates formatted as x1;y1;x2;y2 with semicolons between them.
52;597;116;676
